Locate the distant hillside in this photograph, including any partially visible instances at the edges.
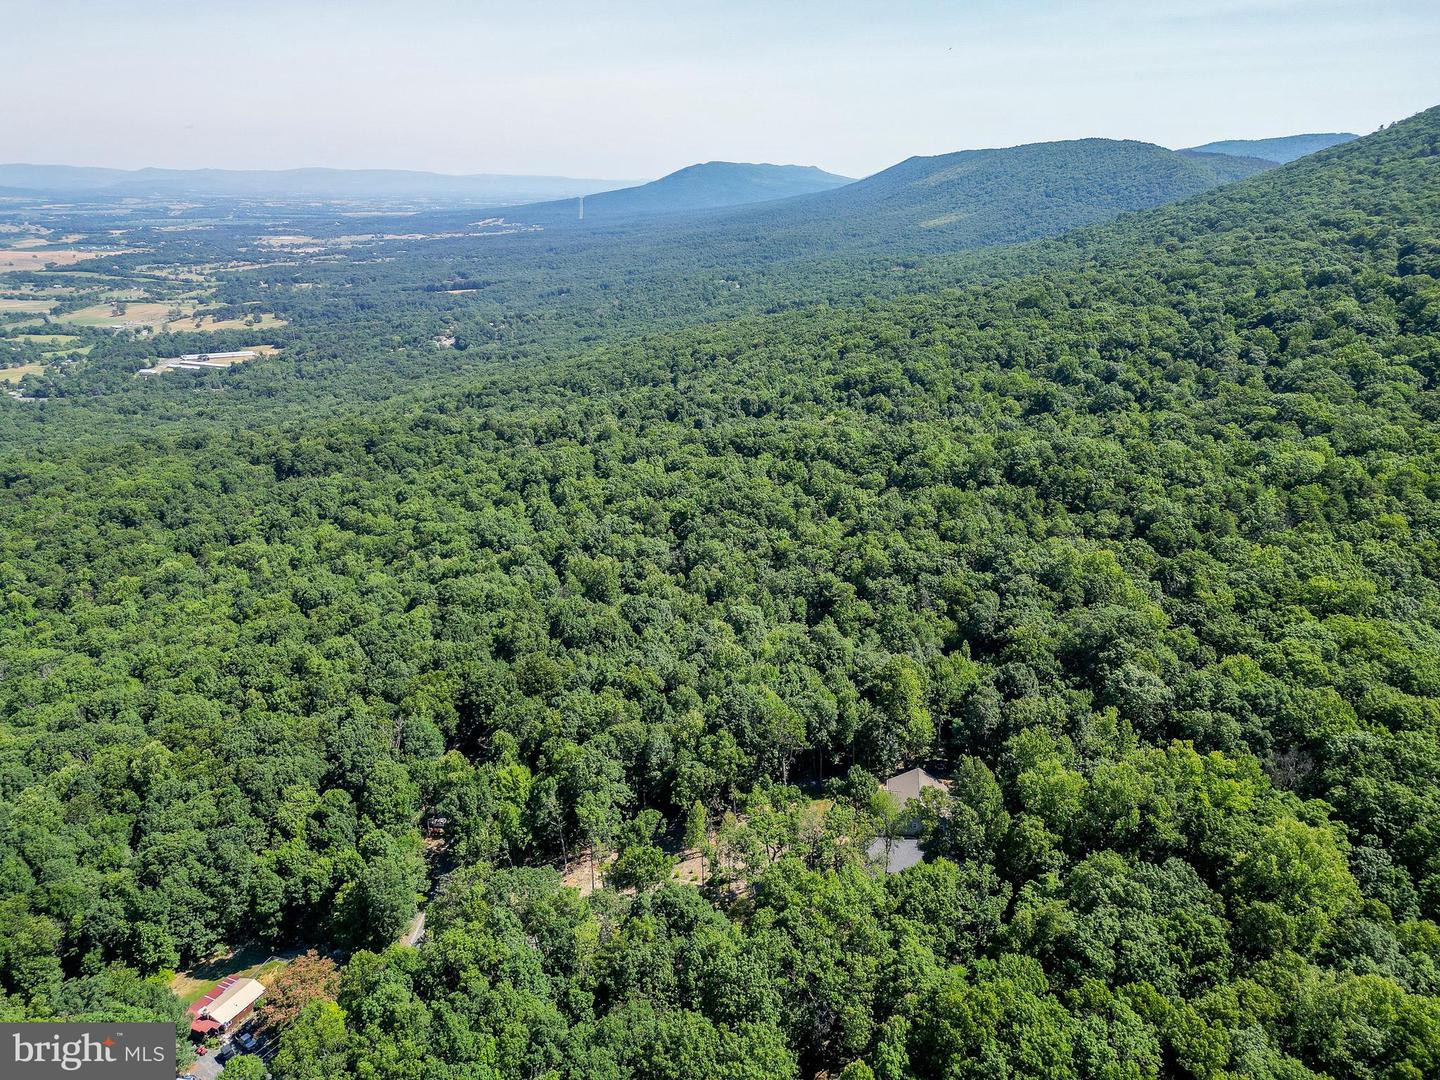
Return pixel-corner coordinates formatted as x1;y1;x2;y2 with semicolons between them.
509;161;854;221
302;137;1281;306
676;138;1278;257
1182;132;1358;163
1176;148;1278;175
0;163;636;204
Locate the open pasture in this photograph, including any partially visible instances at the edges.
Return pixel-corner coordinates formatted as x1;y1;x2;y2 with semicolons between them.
59;301;185;329
0;249;131;272
168;312;288;332
0;299;55;314
0;363;44;383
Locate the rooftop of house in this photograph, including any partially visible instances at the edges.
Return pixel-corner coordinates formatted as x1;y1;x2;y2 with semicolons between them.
201;976;265;1026
881;766;945;806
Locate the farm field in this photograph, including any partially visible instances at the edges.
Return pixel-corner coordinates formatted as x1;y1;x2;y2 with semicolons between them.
0;362;44;383
167;312;288;332
55;301;287;334
58;301;189;329
0;285;76;296
0;248;131;271
0;227;292;387
0;298;55;314
43;343;93;359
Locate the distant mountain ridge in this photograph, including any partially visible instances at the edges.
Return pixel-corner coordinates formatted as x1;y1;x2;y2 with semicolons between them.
1176;148;1279;173
320;137;1280;284
1181;133;1358;163
664;137;1279;257
509;161;854;221
0;163;638;204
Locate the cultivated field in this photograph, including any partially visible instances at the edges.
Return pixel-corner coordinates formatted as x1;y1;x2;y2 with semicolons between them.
0;363;44;383
59;301;186;330
0;298;54;314
52;302;286;334
0;248;130;271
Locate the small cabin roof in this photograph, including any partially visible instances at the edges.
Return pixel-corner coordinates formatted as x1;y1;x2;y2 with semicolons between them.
881;767;945;806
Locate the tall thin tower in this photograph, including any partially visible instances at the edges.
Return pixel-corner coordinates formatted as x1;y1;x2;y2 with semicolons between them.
578;194;584;221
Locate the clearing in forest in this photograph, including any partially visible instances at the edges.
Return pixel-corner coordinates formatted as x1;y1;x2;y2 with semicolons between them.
0;363;44;383
0;298;55;314
0;248;130;271
169;312;288;333
60;301;182;329
170;944;294;1008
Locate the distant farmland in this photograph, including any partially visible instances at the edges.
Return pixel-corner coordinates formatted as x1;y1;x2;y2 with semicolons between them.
0;248;131;271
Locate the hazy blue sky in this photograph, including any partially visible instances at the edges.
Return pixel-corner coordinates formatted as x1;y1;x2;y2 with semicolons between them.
3;0;1437;179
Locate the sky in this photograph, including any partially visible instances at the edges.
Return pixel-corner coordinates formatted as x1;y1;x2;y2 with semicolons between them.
3;0;1438;180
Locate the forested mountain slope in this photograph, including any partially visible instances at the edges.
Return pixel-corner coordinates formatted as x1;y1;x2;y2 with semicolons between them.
647;137;1278;256
0;140;1276;440
501;161;854;222
2;108;1440;1078
1176;147;1276;173
1184;132;1359;163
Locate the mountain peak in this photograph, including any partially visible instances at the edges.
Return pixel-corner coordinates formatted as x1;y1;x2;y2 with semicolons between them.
508;161;853;223
697;136;1276;257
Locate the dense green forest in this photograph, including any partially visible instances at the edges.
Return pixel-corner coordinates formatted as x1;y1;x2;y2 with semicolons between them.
0;137;1277;444
2;107;1440;1078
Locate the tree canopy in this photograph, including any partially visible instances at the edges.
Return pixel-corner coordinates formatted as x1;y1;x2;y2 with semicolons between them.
3;105;1440;1078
